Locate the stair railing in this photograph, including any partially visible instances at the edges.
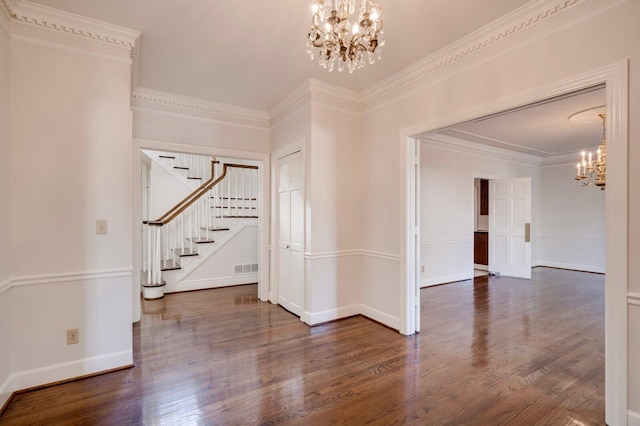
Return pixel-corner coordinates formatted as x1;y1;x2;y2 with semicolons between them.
143;159;259;287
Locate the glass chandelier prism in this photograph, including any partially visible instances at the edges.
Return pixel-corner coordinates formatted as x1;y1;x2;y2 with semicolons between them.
307;0;385;73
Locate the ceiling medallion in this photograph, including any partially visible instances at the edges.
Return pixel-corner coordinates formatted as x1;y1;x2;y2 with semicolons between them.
307;0;385;73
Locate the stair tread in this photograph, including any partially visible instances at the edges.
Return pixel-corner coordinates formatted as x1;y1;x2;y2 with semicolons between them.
214;216;259;219
160;260;181;271
212;206;257;209
200;226;230;232
187;237;215;244
211;196;257;200
173;248;199;257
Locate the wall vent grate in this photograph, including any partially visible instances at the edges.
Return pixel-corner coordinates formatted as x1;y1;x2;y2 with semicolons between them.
233;263;258;275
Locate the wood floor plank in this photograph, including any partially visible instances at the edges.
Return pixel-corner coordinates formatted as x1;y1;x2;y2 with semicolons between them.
0;268;605;425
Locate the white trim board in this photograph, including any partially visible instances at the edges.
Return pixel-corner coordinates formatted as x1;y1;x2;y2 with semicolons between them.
170;275;259;294
8;350;132;393
421;273;473;288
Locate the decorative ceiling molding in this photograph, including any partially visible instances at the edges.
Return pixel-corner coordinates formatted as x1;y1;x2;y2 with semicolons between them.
445;129;556;156
422;133;543;167
132;87;270;127
540;149;598;167
308;79;361;107
360;0;585;105
11;0;139;49
268;81;312;126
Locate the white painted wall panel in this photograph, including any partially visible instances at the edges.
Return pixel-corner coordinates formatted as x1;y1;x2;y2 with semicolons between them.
183;225;258;282
539;164;605;272
0;16;12;409
10;277;132;378
8;22;134;391
133;108;270;153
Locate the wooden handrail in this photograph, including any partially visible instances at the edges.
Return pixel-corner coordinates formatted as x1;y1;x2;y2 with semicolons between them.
146;162;258;226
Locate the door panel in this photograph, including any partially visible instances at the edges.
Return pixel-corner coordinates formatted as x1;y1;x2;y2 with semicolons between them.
489;177;531;279
277;151;304;316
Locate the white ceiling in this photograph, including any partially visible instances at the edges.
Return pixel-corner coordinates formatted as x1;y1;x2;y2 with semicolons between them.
434;86;606;157
27;0;605;156
28;0;530;111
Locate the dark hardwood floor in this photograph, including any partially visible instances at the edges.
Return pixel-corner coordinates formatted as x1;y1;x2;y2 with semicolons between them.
0;267;605;425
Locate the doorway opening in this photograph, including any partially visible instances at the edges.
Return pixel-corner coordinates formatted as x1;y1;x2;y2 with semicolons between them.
401;62;628;423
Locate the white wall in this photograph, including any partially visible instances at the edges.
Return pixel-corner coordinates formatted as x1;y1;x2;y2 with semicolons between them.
306;103;362;323
539;163;605;273
0;10;12;409
148;159;192;219
184;225;259;284
7;19;135;393
134;108;270;154
420;141;541;286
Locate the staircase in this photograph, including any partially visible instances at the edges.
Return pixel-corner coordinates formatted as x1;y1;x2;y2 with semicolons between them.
141;151;259;299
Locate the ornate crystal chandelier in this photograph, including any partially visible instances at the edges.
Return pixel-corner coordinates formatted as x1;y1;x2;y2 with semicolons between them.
574;112;606;190
307;0;385;73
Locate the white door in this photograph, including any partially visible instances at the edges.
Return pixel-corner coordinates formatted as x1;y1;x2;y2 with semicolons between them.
489;177;531;279
278;151;304;316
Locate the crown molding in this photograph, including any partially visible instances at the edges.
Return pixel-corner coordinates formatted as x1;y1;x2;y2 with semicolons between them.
0;0;15;34
422;133;543;167
360;0;585;105
308;79;362;107
269;81;312;125
11;0;139;49
132;87;270;127
540;148;599;167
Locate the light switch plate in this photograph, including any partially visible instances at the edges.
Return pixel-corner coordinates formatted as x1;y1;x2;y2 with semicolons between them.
96;219;108;234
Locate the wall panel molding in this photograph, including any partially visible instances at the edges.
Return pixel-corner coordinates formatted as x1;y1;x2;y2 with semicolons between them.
304;250;399;262
0;278;9;295
8;269;132;290
628;293;640;306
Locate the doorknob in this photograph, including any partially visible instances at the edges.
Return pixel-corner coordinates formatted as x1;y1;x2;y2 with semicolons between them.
286;245;290;249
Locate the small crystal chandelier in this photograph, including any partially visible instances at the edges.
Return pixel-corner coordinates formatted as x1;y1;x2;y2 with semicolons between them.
307;0;385;73
575;112;606;190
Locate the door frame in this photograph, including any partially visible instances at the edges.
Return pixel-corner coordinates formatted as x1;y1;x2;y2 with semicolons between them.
270;139;305;312
400;61;628;424
132;138;271;322
472;174;496;274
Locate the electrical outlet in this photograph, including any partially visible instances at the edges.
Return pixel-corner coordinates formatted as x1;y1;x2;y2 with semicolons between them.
96;219;108;234
67;329;79;345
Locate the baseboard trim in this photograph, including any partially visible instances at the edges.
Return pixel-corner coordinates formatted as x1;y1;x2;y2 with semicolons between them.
304;304;361;326
0;374;14;416
167;274;259;293
10;350;133;393
359;304;400;330
421;273;473;288
629;410;640;426
537;261;605;274
302;303;400;331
